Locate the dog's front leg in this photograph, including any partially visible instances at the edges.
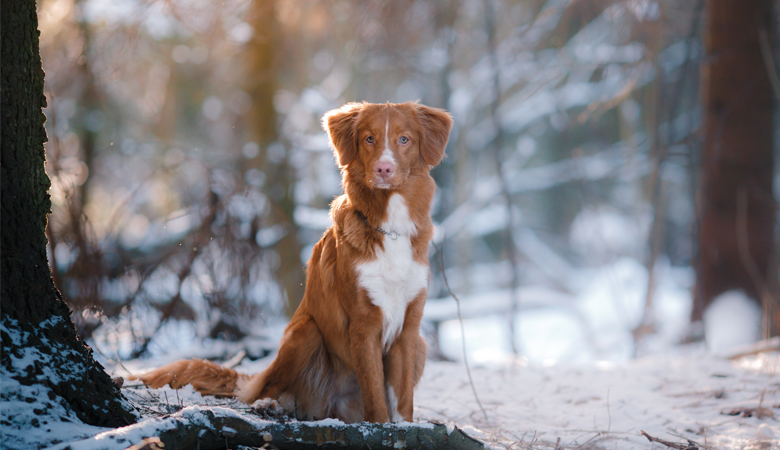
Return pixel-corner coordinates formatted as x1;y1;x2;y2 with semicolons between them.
349;310;388;423
384;293;426;422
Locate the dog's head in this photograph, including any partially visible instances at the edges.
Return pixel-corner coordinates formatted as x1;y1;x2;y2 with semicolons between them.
323;102;453;190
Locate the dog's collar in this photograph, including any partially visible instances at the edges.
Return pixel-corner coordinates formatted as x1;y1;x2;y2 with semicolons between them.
357;211;400;240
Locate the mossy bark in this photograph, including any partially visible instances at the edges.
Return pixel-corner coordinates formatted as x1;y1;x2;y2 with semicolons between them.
1;0;135;428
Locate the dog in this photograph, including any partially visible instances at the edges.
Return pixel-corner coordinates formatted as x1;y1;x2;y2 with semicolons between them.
134;101;453;423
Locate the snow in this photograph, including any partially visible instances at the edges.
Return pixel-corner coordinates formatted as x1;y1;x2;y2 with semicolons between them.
4;258;776;450
307;418;347;427
757;423;775;440
2;316;85;384
429;258;694;364
50;351;780;449
0;375;108;450
569;205;651;260
0;318;121;449
704;290;762;355
2;264;775;450
4;322;779;449
415;350;780;449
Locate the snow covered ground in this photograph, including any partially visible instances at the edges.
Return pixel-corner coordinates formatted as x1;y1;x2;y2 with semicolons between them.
2;334;778;449
12;343;770;450
2;264;778;449
415;349;779;449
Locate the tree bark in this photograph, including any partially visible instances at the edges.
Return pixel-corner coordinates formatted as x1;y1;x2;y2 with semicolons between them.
1;0;135;433
694;0;777;335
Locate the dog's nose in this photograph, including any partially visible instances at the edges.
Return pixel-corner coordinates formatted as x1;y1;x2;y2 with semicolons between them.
375;162;394;179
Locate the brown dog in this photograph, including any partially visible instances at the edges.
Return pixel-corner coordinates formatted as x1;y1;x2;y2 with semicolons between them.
135;101;453;423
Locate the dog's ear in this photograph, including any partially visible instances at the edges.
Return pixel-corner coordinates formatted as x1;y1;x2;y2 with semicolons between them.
416;104;453;167
323;103;363;167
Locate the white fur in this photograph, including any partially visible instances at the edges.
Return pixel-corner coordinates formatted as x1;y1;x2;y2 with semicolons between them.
374;118;397;189
384;117;389;154
386;386;404;422
379;147;397;165
356;194;428;351
250;398;284;415
379;117;397;165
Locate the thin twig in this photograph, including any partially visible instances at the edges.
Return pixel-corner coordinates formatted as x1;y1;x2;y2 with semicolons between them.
434;240;489;422
606;389;611;434
726;336;780;360
640;430;700;450
666;432;719;450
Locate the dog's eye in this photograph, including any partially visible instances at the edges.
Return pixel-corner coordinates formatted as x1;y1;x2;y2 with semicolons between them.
399;136;409;144
366;136;374;144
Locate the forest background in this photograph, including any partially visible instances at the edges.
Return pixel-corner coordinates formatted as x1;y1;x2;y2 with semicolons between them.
37;0;779;366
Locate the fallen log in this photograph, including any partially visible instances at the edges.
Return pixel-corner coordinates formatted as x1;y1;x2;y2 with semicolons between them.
51;406;484;450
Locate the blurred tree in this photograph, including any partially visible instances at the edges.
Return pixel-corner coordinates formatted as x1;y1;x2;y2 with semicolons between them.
72;0;99;209
243;0;305;317
695;0;778;336
484;0;522;354
62;4;106;337
1;0;134;428
39;0;107;340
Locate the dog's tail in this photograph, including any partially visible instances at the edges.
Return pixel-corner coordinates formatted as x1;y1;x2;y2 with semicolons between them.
130;359;249;397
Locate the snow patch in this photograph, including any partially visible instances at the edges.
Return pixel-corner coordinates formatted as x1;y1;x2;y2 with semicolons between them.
0;318;115;450
0;374;109;450
704;290;761;354
569;205;650;261
306;417;347;427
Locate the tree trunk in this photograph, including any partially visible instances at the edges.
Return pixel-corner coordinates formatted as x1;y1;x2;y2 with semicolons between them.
694;0;777;335
0;0;135;442
243;0;306;317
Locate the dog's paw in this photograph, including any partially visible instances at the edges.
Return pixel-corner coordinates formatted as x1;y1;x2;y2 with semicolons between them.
251;398;284;415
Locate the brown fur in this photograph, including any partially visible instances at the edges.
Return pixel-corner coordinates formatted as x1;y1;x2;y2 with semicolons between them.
133;358;249;396
133;102;453;423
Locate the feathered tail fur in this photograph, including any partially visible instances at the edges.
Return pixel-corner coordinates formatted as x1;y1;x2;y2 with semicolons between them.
130;359;249;397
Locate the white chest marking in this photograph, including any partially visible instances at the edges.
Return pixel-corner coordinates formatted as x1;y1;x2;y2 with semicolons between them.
356;194;428;351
